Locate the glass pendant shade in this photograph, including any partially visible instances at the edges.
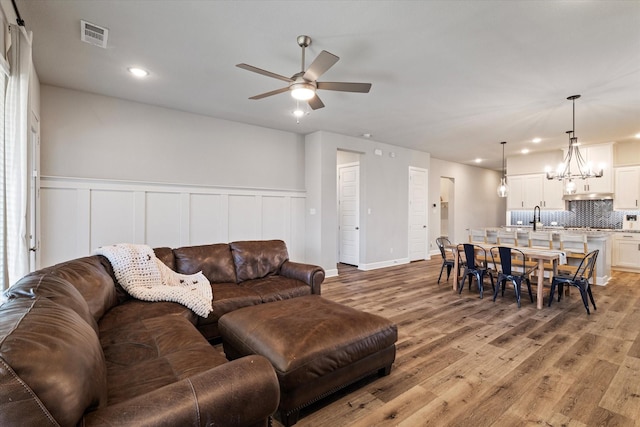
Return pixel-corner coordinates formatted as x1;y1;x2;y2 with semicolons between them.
497;141;508;198
497;177;509;197
565;179;577;194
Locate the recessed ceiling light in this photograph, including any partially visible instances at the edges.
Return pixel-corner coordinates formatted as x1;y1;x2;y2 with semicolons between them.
635;133;640;139
128;67;149;78
532;138;541;143
474;158;482;163
521;149;530;154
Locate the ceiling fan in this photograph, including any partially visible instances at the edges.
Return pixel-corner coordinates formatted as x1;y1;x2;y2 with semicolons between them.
236;35;372;110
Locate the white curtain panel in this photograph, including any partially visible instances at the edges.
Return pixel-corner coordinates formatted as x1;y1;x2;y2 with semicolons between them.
1;24;32;290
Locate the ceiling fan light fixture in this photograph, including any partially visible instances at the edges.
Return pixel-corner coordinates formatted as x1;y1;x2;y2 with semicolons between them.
290;83;316;101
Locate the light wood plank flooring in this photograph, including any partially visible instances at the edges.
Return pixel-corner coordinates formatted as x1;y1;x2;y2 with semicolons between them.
223;259;640;426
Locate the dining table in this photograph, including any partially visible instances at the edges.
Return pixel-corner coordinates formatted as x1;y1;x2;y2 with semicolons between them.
450;243;567;309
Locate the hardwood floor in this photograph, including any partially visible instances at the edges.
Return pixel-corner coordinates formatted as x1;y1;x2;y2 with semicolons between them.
224;259;640;426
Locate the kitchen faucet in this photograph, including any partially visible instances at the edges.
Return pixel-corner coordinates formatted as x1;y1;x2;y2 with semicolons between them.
531;205;541;231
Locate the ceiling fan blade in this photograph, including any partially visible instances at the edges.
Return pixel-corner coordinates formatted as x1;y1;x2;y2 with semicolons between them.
249;86;290;100
317;82;372;93
303;50;339;82
308;95;325;110
236;63;292;83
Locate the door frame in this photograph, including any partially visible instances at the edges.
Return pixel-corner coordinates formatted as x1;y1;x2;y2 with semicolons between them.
338;161;360;267
408;166;429;261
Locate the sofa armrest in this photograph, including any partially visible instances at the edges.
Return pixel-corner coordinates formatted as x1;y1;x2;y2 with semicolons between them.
83;355;279;427
280;260;325;295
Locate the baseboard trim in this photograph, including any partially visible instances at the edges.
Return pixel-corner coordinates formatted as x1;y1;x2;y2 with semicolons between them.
358;258;410;271
325;268;339;278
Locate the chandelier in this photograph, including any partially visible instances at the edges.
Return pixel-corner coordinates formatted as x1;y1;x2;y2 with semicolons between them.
545;95;603;193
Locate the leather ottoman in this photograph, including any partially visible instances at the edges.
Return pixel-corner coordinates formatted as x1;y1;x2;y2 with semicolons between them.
218;295;397;426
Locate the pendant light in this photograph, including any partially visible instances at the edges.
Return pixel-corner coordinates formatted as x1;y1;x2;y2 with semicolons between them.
545;95;604;194
497;141;509;197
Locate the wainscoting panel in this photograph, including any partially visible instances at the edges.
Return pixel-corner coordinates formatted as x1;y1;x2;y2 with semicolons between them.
290;196;306;258
39;177;307;268
228;195;260;243
40;187;81;268
145;192;182;249
90;189;136;251
189;193;227;246
262;195;288;241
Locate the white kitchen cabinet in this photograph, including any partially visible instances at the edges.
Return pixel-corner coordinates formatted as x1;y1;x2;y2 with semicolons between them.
612;233;640;270
507;175;525;210
542;177;564;209
563;143;614;195
507;173;564;210
614;166;640;210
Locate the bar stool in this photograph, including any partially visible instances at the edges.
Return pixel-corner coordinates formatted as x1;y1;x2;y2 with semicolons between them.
469;228;487;244
496;229;519;246
528;230;555;284
559;233;592;277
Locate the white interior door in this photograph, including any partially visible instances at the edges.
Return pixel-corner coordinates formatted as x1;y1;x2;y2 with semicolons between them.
409;167;428;261
339;163;359;266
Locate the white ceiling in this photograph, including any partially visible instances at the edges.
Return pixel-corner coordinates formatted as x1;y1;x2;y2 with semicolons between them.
17;0;640;170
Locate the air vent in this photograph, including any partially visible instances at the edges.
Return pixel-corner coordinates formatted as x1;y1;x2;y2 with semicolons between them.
81;20;108;48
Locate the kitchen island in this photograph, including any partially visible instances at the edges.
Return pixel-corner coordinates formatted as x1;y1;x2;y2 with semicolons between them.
468;226;611;285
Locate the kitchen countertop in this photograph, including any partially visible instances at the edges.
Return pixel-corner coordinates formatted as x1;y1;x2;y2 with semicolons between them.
496;226;640;234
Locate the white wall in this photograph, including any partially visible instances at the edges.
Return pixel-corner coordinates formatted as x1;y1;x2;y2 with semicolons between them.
40;85;305;190
428;158;505;248
39;86;307;266
305;131;430;276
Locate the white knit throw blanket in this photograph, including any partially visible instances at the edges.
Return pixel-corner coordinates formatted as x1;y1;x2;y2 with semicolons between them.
95;244;212;317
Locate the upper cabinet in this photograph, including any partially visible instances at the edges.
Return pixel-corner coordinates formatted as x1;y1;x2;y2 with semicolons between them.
507;173;564;210
542;177;565;209
563;143;614;195
614;166;640;210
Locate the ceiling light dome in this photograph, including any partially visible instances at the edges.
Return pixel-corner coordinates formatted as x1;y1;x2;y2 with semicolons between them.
128;67;149;78
290;82;316;100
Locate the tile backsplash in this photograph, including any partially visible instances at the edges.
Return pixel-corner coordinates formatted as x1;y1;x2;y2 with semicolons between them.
509;200;640;229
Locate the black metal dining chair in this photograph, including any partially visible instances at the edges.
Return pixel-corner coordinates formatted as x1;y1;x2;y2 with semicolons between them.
548;249;599;315
458;243;494;299
435;236;456;284
490;246;536;308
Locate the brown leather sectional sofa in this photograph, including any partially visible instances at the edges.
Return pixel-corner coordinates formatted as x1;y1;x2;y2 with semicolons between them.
0;240;325;426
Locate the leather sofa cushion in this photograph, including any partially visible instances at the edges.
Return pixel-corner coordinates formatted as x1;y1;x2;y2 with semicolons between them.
153;247;175;270
230;240;289;282
239;276;311;302
196;283;263;340
0;297;107;426
99;299;197;333
39;255;118;322
6;273;99;334
174;244;237;284
99;314;227;405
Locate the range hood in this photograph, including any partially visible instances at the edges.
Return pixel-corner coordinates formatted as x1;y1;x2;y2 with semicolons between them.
562;192;614;201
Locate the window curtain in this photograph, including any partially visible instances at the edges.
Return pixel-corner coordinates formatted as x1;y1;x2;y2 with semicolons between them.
1;24;32;291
